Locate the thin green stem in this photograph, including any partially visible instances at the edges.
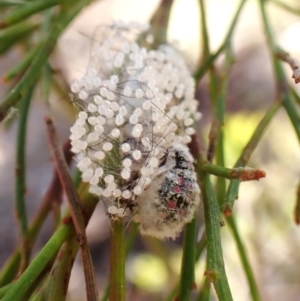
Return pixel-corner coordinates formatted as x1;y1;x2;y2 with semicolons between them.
100;223;138;301
212;45;234;205
41;9;56;104
224;102;280;213
3;46;39;82
164;229;207;301
0;0;26;6
290;87;300;106
15;85;34;273
201;163;266;181
109;219;126;301
178;217;197;301
0;141;72;286
0;0;92;122
198;157;233;301
196;230;207;261
15;89;32;235
0;21;39;54
226;216;261;301
100;284;110;301
27;195;97;301
1;188;98;301
199;0;210;59
196;276;211;301
0;283;13;298
200;0;230;207
0;0;70;28
294;179;300;225
1;224;73;301
193;48;224;82
194;0;248;81
0;250;20;287
215;131;226;205
259;0;300;142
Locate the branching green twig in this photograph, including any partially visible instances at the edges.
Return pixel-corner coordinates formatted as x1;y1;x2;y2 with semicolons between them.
224;102;280;214
0;0;71;28
202;163;266;181
198;159;233;301
194;0;248;81
259;0;300;143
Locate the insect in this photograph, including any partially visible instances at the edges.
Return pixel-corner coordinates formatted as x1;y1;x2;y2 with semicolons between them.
137;143;201;239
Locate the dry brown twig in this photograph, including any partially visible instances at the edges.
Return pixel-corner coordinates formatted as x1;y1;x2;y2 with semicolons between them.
44;116;98;301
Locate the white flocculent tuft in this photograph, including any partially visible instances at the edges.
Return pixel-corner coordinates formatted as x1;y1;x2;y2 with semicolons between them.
69;21;202;239
137;143;201;239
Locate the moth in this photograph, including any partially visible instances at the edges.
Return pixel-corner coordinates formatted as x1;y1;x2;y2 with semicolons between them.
137;143;201;239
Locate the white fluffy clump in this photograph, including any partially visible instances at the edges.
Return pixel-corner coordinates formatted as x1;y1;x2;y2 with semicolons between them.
137;143;200;239
69;21;201;239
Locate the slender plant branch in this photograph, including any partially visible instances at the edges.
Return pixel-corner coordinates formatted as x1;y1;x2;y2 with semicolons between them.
1;224;73;301
39;219;84;300
178;217;197;301
0;141;72;286
0;0;92;122
3;46;39;82
0;283;13;298
109;219;126;301
198;166;233;301
290;86;300;105
45;116;98;301
164;229;207;301
15;86;34;274
202;163;266;181
196;276;211;301
0;21;39;54
100;223;139;301
194;0;248;81
224;102;280;214
226;216;261;301
0;1;27;7
270;0;300;16
0;0;71;28
258;0;300;143
294;179;300;224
